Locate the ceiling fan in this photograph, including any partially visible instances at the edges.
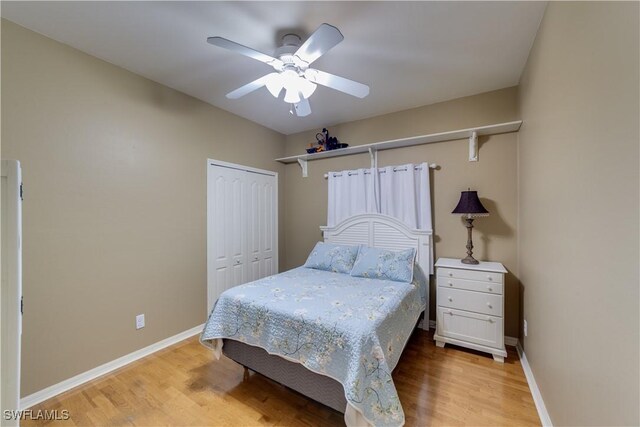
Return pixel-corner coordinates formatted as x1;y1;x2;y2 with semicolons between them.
207;23;369;117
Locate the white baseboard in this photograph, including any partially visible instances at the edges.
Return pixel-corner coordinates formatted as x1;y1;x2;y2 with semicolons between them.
20;323;205;410
428;320;519;347
504;336;519;347
517;342;553;426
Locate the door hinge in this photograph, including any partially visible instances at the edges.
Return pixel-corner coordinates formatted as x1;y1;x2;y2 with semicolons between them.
20;183;24;201
21;296;24;315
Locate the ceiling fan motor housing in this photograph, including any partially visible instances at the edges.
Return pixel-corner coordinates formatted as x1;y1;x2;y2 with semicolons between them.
275;34;307;71
281;33;302;47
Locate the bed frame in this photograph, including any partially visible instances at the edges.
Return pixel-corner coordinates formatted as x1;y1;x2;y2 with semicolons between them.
223;214;432;413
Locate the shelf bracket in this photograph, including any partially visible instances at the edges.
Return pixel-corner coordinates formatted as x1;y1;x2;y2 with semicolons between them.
368;147;378;169
469;131;478;162
297;158;308;178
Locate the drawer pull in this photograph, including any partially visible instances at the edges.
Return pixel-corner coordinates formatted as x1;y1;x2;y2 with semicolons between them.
486;302;492;309
448;281;453;286
487;317;494;323
447;310;453;315
448;272;453;277
487;276;493;281
487;286;493;292
448;297;453;302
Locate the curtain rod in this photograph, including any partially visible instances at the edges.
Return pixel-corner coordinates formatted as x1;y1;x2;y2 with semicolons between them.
323;163;438;179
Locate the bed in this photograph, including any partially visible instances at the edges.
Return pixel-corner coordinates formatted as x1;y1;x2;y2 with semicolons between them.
201;214;431;427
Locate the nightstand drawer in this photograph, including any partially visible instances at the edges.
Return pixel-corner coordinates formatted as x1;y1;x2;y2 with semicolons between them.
437;287;503;317
437;307;504;349
437;267;503;284
437;276;503;295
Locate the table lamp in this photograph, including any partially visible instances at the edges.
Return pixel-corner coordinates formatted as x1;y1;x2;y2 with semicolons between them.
452;189;489;264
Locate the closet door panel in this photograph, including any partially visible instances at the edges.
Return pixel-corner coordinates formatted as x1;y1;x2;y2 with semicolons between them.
261;176;276;277
210;171;232;302
208;165;247;311
228;170;247;288
230;173;246;280
246;172;277;281
247;175;262;282
212;175;228;270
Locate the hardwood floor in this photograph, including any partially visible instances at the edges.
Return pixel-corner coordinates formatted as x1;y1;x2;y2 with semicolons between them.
23;330;540;426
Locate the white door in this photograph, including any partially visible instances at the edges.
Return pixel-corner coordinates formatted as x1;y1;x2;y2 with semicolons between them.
246;172;277;281
1;160;22;426
207;160;277;312
259;173;276;278
246;172;262;282
207;163;247;312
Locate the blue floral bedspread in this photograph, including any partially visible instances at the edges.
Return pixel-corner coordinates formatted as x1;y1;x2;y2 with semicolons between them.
200;266;427;427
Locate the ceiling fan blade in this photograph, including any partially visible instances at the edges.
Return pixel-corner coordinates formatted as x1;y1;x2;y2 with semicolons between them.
294;23;344;65
304;69;369;98
207;37;283;68
226;73;274;99
294;98;311;117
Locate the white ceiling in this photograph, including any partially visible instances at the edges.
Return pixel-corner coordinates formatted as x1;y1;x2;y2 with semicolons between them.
2;1;546;135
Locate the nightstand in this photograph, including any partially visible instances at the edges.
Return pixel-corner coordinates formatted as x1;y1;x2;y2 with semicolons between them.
434;257;508;362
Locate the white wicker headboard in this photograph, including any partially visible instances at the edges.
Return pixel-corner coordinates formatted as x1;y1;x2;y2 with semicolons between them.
320;214;431;327
320;213;432;278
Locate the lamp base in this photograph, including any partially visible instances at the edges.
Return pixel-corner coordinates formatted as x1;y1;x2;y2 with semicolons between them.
461;218;480;265
461;255;480;265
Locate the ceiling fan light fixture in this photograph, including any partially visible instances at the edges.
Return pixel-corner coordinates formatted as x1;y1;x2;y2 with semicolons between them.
265;73;284;98
280;70;316;100
298;78;317;99
281;69;301;92
284;88;301;104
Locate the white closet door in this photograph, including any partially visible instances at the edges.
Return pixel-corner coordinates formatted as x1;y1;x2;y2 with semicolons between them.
247;172;262;282
260;173;276;278
207;164;247;312
207;160;277;313
246;172;277;281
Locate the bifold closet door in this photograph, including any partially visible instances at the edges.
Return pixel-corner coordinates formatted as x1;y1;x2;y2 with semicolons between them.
207;164;247;312
207;161;278;313
246;172;276;282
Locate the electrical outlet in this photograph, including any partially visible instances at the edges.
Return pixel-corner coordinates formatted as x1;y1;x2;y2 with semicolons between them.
136;314;145;330
524;319;528;337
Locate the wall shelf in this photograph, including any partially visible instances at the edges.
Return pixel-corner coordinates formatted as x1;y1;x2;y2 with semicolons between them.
276;120;522;177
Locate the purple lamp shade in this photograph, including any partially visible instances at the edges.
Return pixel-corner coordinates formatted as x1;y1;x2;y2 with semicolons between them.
452;190;489;218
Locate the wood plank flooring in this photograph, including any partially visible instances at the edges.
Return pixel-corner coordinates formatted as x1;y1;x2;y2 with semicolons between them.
23;330;540;426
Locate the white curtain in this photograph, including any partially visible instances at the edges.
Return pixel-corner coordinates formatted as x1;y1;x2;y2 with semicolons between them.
327;162;434;273
379;163;431;230
327;168;376;227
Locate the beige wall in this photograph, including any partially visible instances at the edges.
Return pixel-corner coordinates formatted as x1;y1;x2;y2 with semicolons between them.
518;2;639;426
284;87;521;336
1;20;287;396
